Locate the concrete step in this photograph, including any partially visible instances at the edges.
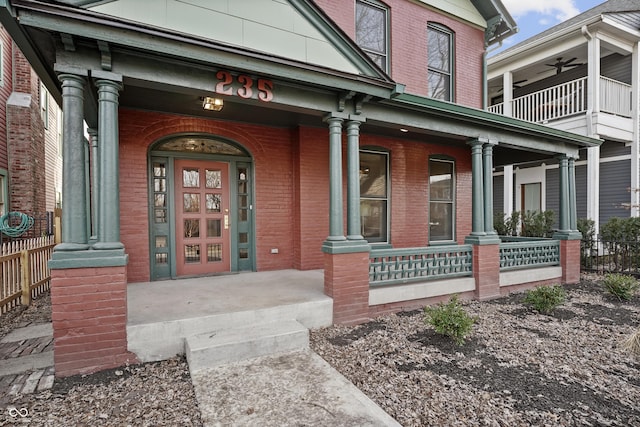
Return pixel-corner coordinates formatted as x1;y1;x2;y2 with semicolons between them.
128;299;331;362
185;319;309;373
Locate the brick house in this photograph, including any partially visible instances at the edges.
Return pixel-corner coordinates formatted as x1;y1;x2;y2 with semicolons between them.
0;24;61;221
0;0;600;376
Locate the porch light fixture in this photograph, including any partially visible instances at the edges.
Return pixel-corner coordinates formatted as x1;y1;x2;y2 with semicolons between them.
202;96;224;111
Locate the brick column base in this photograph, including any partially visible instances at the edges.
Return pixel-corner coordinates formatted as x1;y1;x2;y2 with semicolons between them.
51;266;138;377
473;244;500;300
560;239;581;284
324;251;370;325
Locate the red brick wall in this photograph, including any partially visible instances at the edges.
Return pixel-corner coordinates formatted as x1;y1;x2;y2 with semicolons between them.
119;110;298;282
0;27;13;172
50;266;138;377
324;251;370;325
472;244;500;300
314;0;485;107
118;111;472;282
560;240;580;284
359;134;472;245
7;50;46;214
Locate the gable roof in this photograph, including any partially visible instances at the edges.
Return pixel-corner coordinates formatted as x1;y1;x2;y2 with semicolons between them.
495;0;640;56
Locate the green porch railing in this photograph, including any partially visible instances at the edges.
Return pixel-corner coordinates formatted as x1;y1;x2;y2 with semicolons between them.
499;238;560;271
369;245;473;286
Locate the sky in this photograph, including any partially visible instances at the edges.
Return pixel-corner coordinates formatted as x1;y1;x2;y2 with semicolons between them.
490;0;607;55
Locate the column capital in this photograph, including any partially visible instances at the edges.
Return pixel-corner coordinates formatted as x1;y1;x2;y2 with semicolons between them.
323;112;349;122
347;114;367;123
467;137;489;147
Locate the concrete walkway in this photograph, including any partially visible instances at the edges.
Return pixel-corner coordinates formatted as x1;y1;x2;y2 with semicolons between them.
0;323;55;404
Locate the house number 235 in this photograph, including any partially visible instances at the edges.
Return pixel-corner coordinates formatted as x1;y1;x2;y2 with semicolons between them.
215;70;274;102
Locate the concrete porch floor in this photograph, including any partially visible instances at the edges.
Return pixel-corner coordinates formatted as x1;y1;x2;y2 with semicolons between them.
126;269;333;362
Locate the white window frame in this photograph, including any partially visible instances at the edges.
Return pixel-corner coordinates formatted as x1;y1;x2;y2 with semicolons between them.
429;157;456;243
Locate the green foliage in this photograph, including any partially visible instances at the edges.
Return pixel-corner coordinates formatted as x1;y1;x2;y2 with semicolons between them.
522;285;566;314
599;217;640;271
424;295;475;346
520;210;555;238
577;218;595;241
602;273;639;301
494;211;520;236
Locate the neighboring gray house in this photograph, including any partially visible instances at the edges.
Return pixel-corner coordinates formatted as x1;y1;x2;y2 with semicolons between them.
487;0;640;235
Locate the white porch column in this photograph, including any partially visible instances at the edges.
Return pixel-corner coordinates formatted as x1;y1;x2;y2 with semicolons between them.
586;30;601;117
631;41;640;217
503;164;514;217
502;72;513;117
587;146;600;235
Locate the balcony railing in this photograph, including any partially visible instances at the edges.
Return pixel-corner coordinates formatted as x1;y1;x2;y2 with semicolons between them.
499;238;560;271
369;245;473;286
600;76;632;117
488;76;632;123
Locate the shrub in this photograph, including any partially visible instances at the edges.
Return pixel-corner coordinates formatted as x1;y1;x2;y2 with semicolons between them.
520;210;555;238
577;218;595;241
424;295;475;346
602;273;639;301
494;211;520;236
523;285;566;314
622;329;640;359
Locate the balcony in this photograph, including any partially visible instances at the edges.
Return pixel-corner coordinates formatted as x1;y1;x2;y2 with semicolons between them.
489;76;632;126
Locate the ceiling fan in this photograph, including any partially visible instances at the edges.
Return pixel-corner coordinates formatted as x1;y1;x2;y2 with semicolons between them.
545;57;584;74
490;79;527;93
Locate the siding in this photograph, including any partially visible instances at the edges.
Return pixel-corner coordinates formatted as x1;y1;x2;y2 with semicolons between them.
493;174;503;214
576;163;587;219
600;140;630;158
601;53;631;84
599;159;631;226
546;168;559;229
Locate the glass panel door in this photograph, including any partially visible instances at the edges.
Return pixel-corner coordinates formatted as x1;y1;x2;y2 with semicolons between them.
150;158;171;280
174;159;230;276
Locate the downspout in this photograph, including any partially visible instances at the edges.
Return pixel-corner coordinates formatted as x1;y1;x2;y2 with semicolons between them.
482;49;488;110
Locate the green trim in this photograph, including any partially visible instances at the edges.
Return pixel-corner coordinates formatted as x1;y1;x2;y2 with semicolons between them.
49;250;128;269
465;235;501;245
552;231;583;241
322;239;371;254
391;94;602;148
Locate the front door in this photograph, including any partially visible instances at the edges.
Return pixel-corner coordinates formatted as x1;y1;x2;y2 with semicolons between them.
174;159;230;276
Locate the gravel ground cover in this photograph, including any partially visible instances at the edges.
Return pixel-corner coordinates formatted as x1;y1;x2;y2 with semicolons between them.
1;276;639;426
311;277;640;426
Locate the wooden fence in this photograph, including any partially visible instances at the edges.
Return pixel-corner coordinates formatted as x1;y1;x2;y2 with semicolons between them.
0;236;55;314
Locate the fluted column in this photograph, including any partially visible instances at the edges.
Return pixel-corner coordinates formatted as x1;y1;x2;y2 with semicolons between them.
56;74;89;251
346;119;364;241
93;79;124;250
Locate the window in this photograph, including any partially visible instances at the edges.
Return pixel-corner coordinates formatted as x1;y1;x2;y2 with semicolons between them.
429;158;455;242
521;182;541;213
360;150;389;243
40;82;49;129
427;23;454;101
355;0;389;73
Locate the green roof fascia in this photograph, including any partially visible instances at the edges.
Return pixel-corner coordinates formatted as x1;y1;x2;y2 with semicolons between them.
392;93;602;148
0;0;61;105
12;1;398;100
470;0;517;46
